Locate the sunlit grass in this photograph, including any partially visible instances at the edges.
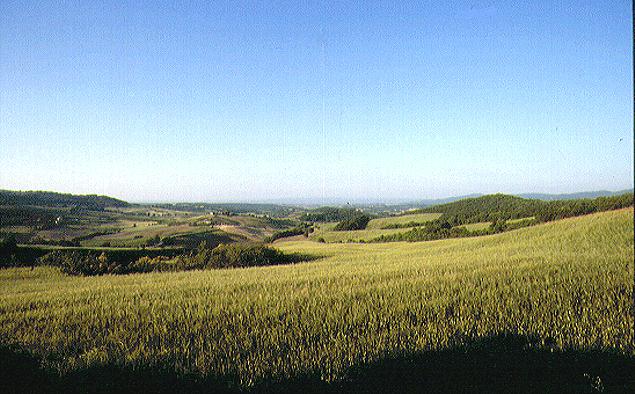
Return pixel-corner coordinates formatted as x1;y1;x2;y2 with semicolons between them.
1;208;632;387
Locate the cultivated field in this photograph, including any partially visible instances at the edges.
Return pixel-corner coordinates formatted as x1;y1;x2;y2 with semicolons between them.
1;208;632;391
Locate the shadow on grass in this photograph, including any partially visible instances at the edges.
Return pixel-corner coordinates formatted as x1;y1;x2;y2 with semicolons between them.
1;334;633;393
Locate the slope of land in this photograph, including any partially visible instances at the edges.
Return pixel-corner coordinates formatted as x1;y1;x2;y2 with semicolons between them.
1;208;632;391
309;225;407;243
417;192;633;223
365;213;442;229
0;190;129;209
0;191;297;248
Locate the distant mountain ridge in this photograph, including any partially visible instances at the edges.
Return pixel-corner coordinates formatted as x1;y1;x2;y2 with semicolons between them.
407;194;484;207
517;189;634;201
403;189;633;209
0;190;129;210
0;188;632;211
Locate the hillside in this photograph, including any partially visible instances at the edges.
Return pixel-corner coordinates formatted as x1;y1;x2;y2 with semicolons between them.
1;209;632;391
0;190;129;210
366;213;443;229
417;192;633;224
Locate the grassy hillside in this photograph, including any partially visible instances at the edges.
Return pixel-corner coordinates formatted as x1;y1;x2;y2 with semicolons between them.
366;213;442;229
1;201;291;247
311;227;407;243
458;221;491;231
0;209;633;391
307;222;408;243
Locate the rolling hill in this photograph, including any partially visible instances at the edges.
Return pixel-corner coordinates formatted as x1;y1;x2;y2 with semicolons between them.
0;190;129;210
1;208;632;391
416;192;633;224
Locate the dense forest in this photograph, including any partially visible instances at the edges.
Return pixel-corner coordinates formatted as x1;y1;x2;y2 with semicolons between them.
0;190;129;210
415;193;634;225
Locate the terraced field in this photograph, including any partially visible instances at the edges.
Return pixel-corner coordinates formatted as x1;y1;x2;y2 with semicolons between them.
1;209;633;391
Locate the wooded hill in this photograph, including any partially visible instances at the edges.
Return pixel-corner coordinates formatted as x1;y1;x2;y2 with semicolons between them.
416;193;634;225
0;190;129;210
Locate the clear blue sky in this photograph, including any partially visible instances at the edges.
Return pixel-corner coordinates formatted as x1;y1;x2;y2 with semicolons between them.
1;1;632;203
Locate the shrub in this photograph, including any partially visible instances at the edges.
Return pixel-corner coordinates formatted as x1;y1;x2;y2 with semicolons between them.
265;224;312;242
193;243;290;269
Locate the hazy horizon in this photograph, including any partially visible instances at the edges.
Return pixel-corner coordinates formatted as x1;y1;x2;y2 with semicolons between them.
3;187;634;206
1;1;633;202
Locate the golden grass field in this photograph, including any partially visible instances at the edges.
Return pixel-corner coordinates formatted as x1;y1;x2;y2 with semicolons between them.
1;208;633;389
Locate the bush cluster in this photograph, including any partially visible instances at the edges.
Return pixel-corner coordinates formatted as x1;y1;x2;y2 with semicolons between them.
264;224;313;242
185;242;292;269
36;242;300;276
333;214;371;231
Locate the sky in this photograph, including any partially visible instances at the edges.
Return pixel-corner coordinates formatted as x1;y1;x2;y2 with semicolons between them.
0;0;632;203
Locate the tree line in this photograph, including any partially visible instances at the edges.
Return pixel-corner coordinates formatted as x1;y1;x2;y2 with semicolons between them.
34;242;305;276
264;223;314;242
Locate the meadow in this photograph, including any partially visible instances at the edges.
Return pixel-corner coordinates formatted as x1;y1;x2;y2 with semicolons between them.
308;223;407;243
1;208;633;391
365;212;442;229
457;221;492;231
